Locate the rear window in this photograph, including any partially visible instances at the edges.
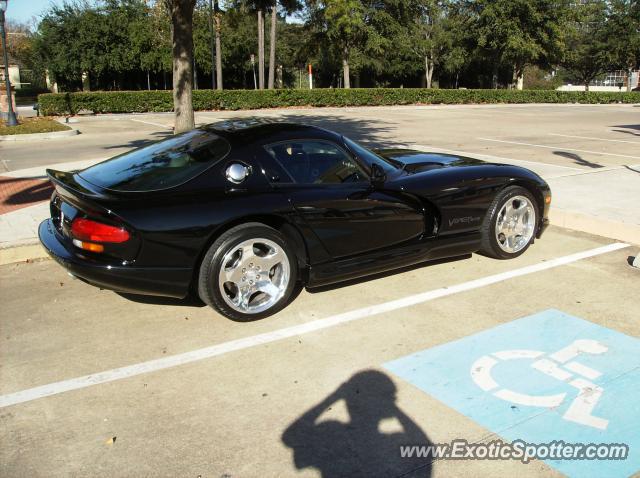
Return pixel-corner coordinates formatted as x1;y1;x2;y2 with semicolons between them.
79;129;230;192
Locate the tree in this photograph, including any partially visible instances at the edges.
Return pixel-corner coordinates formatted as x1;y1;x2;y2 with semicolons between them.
214;0;223;89
236;0;270;89
165;0;196;133
268;1;277;88
607;0;640;91
267;0;301;89
324;0;367;88
139;1;172;88
561;0;614;91
475;0;567;89
410;0;448;89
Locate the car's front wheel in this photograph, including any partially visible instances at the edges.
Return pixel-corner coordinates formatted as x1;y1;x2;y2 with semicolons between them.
479;186;538;259
198;223;298;321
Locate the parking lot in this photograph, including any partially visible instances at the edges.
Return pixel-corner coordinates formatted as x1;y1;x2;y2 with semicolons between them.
1;104;639;477
1;226;638;477
3;104;640;173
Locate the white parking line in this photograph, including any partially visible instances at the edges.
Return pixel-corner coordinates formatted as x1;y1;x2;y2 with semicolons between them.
549;133;640;145
129;118;173;129
478;138;640;160
0;242;628;409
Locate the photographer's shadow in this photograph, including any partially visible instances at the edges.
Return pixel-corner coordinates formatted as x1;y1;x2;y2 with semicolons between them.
282;370;433;477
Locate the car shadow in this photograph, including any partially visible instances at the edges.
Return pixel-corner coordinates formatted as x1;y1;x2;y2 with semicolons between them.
306;255;472;293
282;369;433;477
206;113;402;149
100;114;400;154
275;113;400;147
115;282;305;319
552;151;603;168
116;292;206;308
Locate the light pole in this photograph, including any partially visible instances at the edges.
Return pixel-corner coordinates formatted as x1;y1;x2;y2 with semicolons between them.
0;0;17;126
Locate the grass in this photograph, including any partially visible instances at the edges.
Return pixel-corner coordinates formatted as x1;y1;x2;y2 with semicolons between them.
0;117;72;136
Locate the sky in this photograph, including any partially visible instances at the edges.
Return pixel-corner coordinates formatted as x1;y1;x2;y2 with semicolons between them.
6;0;304;26
5;0;65;24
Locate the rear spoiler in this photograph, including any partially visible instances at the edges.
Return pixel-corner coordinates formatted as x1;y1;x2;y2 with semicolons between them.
47;169;104;198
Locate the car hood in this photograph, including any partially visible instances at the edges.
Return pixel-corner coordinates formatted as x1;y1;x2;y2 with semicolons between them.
374;149;485;173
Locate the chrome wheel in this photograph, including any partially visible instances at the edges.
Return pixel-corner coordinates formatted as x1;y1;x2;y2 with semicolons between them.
218;238;290;314
495;195;536;254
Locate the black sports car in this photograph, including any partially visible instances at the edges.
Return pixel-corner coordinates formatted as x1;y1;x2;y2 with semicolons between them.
39;119;551;321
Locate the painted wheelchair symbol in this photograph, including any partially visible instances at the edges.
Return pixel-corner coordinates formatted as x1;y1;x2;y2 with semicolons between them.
471;339;609;430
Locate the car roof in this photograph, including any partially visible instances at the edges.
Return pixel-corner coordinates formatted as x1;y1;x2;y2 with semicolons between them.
202;118;338;146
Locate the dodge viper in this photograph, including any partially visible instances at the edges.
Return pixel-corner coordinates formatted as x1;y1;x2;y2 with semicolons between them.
39;119;551;321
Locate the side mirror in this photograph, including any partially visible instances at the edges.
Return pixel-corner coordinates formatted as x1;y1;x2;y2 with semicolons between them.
225;162;250;184
370;163;386;188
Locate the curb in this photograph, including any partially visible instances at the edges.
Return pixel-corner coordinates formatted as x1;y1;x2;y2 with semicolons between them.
0;242;48;266
0;128;79;142
548;209;640;246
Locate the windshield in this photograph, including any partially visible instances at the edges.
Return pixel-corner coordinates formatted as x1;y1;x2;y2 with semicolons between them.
79;129;230;192
343;136;401;171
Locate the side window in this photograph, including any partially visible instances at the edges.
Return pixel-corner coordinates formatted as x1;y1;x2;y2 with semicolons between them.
263;140;367;185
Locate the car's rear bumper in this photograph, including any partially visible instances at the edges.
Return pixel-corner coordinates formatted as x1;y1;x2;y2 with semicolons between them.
38;219;192;298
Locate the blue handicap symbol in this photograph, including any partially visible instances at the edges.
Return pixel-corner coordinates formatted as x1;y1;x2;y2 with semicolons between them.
384;309;640;477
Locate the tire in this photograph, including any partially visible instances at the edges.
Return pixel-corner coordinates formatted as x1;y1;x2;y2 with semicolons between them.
479;186;539;260
198;223;298;321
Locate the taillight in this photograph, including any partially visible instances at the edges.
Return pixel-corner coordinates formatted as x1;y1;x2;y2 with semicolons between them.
71;218;130;243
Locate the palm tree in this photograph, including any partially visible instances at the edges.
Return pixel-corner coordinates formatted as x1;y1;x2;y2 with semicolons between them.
207;0;223;89
257;2;265;88
268;0;277;88
267;0;301;89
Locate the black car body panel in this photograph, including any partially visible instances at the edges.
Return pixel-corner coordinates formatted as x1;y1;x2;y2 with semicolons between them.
39;120;551;298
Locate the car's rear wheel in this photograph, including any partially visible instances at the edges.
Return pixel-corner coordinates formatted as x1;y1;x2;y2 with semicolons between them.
479;186;538;259
198;223;298;321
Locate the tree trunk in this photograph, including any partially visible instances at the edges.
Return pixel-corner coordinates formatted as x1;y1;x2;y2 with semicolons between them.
268;2;277;89
82;71;90;91
513;65;524;90
167;0;196;133
208;0;216;89
491;61;498;89
342;46;350;89
584;80;589;92
425;55;434;89
215;6;223;90
257;9;265;90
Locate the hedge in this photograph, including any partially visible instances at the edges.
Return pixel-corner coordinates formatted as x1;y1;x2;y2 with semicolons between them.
38;88;640;115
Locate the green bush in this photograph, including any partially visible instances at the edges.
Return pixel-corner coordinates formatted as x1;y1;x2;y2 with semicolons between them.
38;88;640;116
